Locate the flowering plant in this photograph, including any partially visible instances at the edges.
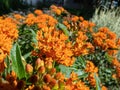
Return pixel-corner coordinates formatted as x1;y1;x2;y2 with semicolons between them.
0;5;120;90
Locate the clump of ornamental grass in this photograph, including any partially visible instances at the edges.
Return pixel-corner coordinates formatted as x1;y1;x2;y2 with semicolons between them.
90;7;120;36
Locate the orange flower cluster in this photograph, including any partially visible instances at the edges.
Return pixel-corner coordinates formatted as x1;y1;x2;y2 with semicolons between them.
85;61;98;87
63;15;95;32
37;27;75;66
93;27;120;55
50;5;67;15
0;17;18;64
65;72;89;90
73;31;94;56
112;58;120;79
25;10;57;29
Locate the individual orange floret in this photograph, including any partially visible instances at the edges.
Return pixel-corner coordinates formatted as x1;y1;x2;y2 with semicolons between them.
50;5;58;9
71;16;79;22
54;9;61;15
13;14;24;20
79;20;89;29
34;9;43;15
79;16;84;21
101;86;108;90
63;20;69;26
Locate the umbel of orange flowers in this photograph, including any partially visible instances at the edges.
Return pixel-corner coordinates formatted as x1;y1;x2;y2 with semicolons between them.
0;17;18;72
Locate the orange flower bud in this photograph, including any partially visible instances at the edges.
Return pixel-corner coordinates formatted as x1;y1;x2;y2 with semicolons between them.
26;64;33;74
17;80;25;90
49;78;57;87
45;61;52;70
43;74;51;83
38;66;45;74
49;68;56;75
11;71;17;80
29;75;39;84
35;58;44;70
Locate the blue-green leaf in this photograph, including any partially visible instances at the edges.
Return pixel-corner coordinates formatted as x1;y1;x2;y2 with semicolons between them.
58;64;72;78
58;23;69;36
10;43;26;79
16;43;26;79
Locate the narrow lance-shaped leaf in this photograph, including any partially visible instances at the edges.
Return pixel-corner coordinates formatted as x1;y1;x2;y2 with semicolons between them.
94;73;101;90
16;43;26;79
10;43;26;79
10;43;18;75
58;23;69;36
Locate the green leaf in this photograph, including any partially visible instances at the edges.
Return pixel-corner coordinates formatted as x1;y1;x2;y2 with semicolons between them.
23;52;31;60
77;56;86;68
2;56;11;77
94;73;101;90
16;43;26;79
10;43;26;79
58;64;72;78
5;56;11;74
30;29;37;44
10;43;18;74
58;23;69;36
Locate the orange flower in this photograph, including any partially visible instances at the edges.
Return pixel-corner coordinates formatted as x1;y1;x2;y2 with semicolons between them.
112;58;120;66
70;72;78;81
85;61;98;87
112;74;117;79
34;9;43;15
101;86;108;90
85;61;98;73
26;64;33;74
14;14;24;20
71;16;79;22
79;16;84;21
